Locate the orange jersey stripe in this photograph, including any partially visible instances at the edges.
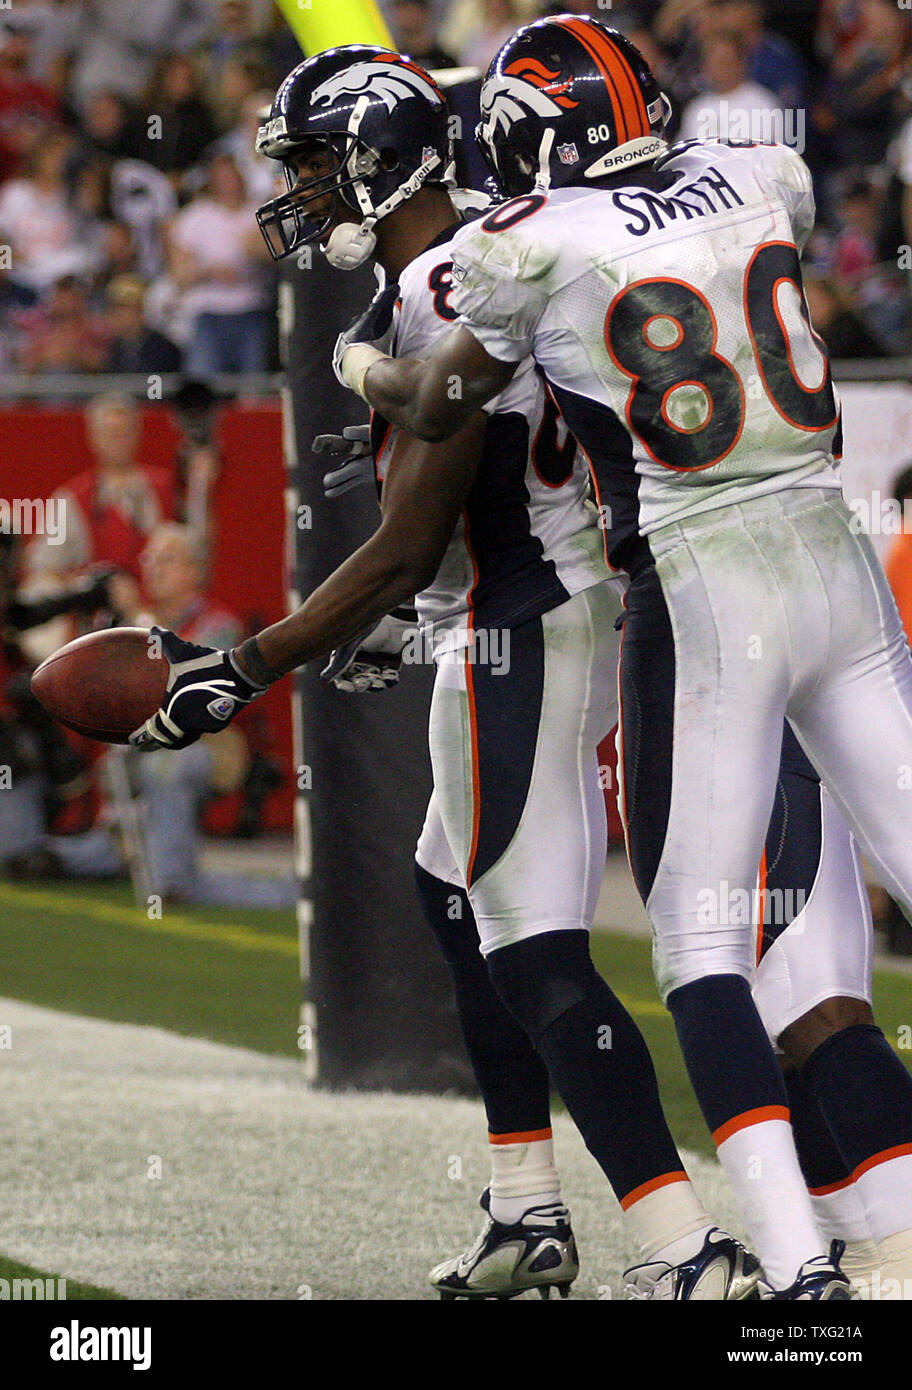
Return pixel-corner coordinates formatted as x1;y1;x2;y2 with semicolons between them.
755;847;768;967
620;1170;690;1210
713;1105;790;1147
488;1127;553;1146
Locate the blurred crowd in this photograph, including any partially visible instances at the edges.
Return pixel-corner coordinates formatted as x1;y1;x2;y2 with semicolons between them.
0;386;292;903
0;0;909;376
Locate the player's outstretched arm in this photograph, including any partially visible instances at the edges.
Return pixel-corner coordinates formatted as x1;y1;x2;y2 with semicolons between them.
246;410;487;678
339;324;517;442
131;414;486;748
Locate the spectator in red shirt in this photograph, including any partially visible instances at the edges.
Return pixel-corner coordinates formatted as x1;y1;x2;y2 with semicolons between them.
25;391;175;584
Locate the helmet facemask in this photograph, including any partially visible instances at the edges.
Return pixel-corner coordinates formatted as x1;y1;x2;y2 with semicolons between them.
255;131;381;260
256;102;452;268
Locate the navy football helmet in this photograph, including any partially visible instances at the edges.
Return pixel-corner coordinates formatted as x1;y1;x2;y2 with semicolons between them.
476;15;670;198
255;45;453;268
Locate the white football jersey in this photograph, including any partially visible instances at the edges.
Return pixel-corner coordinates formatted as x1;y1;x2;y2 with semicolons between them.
447;141;843;568
375;221;614;640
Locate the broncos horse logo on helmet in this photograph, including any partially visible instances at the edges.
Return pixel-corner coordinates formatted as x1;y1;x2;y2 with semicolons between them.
477;15;671;199
255;46;453;270
308;58;441;114
478;63;577;147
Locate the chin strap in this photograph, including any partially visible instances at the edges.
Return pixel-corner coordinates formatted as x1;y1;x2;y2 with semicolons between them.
322;90;452;270
324;149;446;270
533;127;555;193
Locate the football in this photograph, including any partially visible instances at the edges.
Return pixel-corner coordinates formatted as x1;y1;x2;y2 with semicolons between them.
30;627;168;744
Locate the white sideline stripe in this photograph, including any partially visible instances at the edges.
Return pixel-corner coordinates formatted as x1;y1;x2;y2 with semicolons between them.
0;997;745;1300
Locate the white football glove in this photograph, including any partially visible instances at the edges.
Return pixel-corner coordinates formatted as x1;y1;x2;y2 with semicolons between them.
333;282;399;397
321;609;416;692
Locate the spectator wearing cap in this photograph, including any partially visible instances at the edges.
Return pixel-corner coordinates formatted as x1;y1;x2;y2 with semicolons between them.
103;274;182;375
166;153;272;375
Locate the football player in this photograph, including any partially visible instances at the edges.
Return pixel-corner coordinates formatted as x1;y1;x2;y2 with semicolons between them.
328;19;912;1298
130;45;759;1301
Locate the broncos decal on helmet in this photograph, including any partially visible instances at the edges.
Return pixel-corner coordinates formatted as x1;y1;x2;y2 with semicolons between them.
479;72;573;149
308;55;445;116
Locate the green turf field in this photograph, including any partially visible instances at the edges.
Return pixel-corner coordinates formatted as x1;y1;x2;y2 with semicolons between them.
0;879;299;1057
0;1254;122;1300
2;875;911;1166
2;874;912;1299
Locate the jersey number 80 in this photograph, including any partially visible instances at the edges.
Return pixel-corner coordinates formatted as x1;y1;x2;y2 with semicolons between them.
604;241;838;471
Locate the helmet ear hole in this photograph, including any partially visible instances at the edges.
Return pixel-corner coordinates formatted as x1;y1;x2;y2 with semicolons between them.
379;147;400;171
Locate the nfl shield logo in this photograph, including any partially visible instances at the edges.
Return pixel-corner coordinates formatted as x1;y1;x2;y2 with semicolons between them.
557;142;578;165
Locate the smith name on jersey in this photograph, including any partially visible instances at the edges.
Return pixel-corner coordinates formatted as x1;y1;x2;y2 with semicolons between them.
373;222;614;643
446;140;843;569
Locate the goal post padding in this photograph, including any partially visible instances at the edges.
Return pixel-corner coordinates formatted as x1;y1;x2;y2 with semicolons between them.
281;253;472;1092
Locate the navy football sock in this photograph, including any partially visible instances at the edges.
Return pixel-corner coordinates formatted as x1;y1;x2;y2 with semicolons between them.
487;929;686;1203
803;1024;912;1177
784;1064;851;1192
667;974;789;1137
414;863;551;1135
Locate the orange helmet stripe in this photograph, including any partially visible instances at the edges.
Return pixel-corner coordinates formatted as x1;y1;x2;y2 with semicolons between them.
561;18;651;145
